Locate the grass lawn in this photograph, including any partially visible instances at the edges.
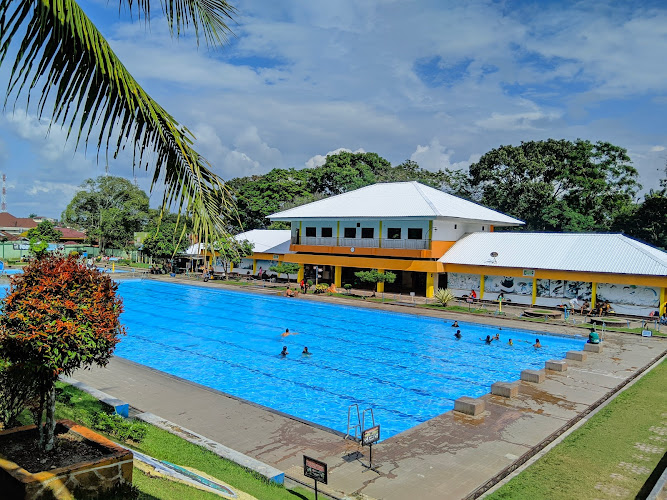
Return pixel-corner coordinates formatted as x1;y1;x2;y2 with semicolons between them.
487;359;667;500
43;383;316;500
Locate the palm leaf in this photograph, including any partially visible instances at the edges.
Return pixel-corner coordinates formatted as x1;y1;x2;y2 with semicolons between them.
0;0;237;246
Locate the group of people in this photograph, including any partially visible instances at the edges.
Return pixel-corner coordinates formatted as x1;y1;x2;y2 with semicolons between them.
451;321;541;348
279;328;311;357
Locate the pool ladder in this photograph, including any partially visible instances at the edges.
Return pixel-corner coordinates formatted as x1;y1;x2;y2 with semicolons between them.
345;404;375;441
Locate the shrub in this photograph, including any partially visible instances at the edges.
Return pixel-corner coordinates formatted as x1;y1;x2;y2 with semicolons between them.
314;284;328;294
92;412;148;443
344;284;352;293
434;288;455;306
0;359;39;429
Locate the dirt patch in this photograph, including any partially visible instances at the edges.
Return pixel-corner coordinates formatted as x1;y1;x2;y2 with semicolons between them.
0;427;106;473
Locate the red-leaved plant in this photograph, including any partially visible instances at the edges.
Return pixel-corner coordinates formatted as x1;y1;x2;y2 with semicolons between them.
0;254;125;451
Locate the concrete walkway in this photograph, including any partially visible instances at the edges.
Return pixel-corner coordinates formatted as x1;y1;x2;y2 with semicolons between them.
74;279;667;499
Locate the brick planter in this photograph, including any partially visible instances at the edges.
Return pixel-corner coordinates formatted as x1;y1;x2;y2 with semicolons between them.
0;420;133;500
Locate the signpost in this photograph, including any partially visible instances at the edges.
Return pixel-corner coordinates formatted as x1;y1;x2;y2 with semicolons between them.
361;425;381;470
303;456;327;499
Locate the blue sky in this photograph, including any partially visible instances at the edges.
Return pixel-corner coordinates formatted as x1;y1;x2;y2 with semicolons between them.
0;0;665;217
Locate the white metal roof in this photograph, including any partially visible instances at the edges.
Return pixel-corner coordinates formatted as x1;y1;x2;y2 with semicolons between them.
235;229;292;254
440;232;667;277
269;181;524;226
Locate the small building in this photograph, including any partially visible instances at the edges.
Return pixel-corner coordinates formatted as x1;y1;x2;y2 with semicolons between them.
228;230;295;279
266;181;666;315
0;213;38;235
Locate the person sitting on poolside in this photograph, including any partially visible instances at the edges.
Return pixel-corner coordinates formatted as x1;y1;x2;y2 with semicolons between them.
508;338;513;346
302;346;311;355
280;346;288;356
452;321;459;328
481;335;492;345
581;300;590;315
533;338;542;348
588;329;600;344
285;286;297;297
454;330;462;340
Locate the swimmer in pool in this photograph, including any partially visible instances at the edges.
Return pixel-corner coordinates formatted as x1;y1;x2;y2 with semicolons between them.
454;330;462;340
493;333;500;341
508;338;513;346
533;338;542;348
481;335;492;345
452;321;459;327
302;346;311;355
281;328;296;338
280;346;288;356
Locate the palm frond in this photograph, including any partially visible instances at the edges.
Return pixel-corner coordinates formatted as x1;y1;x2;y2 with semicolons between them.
122;0;236;46
0;0;236;244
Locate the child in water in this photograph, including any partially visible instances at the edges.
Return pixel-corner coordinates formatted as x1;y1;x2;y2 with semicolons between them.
454;330;462;340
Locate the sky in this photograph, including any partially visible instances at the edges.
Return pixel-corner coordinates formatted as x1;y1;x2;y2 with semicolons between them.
0;0;666;218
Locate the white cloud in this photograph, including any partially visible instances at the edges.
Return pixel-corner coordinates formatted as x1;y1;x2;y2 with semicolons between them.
409;139;478;172
304;147;366;169
650;145;665;152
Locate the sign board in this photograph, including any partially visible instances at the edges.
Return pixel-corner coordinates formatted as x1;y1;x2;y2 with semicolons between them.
522;269;535;277
303;456;327;484
642;330;653;337
361;425;380;446
273;254;280;260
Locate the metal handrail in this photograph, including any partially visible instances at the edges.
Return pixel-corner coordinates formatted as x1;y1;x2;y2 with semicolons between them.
361;408;375;433
292;236;429;250
345;404;361;440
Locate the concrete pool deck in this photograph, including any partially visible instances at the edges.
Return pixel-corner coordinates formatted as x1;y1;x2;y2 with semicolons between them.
73;280;667;499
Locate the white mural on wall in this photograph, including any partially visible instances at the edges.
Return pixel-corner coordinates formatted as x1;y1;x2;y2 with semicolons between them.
597;283;659;306
447;273;480;293
483;275;532;295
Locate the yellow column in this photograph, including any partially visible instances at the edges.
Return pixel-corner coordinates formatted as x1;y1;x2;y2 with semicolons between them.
378;221;382;248
230;261;234;272
252;259;257;275
297;263;304;282
426;272;434;298
428;220;433;249
591;282;597;310
532;277;537;305
377;269;385;294
479;275;485;300
660;287;666;315
335;265;342;287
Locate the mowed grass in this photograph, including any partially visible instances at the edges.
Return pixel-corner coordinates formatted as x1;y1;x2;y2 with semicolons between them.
50;382;315;500
487;359;667;500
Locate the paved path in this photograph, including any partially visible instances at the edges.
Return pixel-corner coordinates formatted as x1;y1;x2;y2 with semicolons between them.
74;279;667;499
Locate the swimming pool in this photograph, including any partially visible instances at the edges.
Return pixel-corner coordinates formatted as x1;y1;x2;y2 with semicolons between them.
112;280;584;439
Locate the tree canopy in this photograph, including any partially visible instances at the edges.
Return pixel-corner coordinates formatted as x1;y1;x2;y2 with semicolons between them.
467;139;640;232
142;211;192;261
25;220;62;243
61;176;150;252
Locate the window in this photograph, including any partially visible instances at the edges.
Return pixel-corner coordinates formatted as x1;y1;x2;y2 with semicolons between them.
305;227;316;237
361;228;374;239
482;226;485;231
321;227;333;238
407;228;423;240
454;224;457;229
344;227;356;238
387;228;401;239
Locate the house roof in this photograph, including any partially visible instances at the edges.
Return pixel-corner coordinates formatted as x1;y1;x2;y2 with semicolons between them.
0;212;38;229
235;230;292;255
269;181;524;226
55;227;86;240
440;232;667;277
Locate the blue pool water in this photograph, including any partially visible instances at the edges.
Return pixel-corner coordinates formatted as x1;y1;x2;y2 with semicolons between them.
113;280;585;439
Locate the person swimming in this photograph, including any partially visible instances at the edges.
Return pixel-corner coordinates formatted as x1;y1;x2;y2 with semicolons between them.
454;330;462;340
302;346;311;355
533;338;542;348
452;321;459;327
508;338;513;346
481;335;492;345
493;333;500;340
280;346;289;356
281;328;291;338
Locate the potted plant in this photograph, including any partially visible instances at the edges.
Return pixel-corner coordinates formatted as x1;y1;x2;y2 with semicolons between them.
0;253;131;498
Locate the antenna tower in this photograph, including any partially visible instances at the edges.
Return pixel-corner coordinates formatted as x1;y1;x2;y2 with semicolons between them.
1;174;6;212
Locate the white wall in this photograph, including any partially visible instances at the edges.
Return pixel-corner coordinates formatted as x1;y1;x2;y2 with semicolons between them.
432;219;491;241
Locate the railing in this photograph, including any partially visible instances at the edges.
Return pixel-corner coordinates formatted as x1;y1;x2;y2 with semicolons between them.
291;236;430;250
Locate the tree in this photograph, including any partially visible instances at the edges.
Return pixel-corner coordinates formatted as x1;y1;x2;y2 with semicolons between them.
25;220;63;243
0;254;125;451
0;1;237;244
142;211;192;261
269;262;300;282
307;152;386;195
354;269;397;291
61;176;150;252
468;139;640;232
213;237;254;275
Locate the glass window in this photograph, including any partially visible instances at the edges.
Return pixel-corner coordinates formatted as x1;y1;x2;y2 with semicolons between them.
344;227;356;238
305;227;316;237
407;228;423;240
321;227;333;238
387;228;401;239
361;228;374;239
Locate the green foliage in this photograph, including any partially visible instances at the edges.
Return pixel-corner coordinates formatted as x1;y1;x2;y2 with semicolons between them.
0;359;40;429
314;283;329;293
213;237;254;273
269;262;300;281
26;220;63;243
92;412;148;443
62;176;150;252
434;288;455;306
354;269;397;284
344;284;352;293
0;0;236;251
468;139;640;232
142;211;192;260
28;237;49;257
